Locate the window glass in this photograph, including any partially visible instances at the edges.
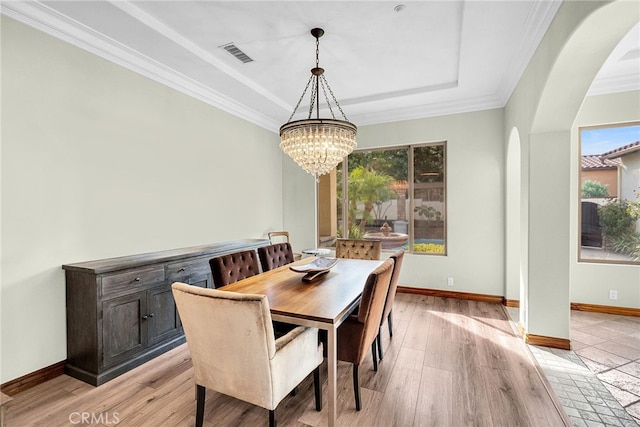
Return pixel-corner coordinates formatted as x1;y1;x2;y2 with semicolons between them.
579;122;640;264
345;148;408;243
413;144;446;254
330;142;446;254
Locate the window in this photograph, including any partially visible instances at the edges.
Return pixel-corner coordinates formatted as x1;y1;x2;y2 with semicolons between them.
327;142;446;254
579;122;640;264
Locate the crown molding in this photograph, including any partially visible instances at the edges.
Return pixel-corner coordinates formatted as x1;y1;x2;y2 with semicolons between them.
109;1;291;113
496;0;563;105
1;1;280;132
353;93;503;126
588;73;640;96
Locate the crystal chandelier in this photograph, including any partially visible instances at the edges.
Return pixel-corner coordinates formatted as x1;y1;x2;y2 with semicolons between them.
280;28;357;179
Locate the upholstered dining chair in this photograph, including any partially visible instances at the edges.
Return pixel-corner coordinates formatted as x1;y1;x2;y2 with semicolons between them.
172;282;323;427
267;231;302;261
335;238;382;260
210;249;294;337
209;249;260;288
337;258;394;411
377;249;405;360
258;242;295;272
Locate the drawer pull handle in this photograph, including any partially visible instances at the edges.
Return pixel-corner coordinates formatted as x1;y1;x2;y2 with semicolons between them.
149;313;154;318
178;268;186;273
142;315;148;320
134;277;141;282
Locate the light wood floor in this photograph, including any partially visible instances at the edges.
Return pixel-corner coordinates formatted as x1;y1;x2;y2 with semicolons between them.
5;294;570;426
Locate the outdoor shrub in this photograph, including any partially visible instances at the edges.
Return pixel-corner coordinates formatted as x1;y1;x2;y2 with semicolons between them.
581;180;609;198
612;232;640;260
414;243;445;254
598;199;639;239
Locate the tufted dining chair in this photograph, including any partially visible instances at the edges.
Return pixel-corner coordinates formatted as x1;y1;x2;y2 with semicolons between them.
258;242;295;272
210;248;294;338
377;249;405;360
267;231;302;261
209;249;260;288
335;238;382;260
172;282;323;427
337;258;394;410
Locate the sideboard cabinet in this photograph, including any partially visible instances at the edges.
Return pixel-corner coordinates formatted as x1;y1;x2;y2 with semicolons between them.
62;239;269;386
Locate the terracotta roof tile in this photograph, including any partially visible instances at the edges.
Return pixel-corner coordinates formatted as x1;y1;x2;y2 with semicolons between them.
581;155;620;169
601;140;640;159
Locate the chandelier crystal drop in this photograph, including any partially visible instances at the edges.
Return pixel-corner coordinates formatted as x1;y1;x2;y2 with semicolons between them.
279;28;357;179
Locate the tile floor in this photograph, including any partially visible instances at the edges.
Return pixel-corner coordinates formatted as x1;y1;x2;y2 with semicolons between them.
508;308;640;427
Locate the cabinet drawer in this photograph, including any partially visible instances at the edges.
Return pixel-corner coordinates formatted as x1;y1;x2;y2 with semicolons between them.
101;266;165;298
166;257;211;282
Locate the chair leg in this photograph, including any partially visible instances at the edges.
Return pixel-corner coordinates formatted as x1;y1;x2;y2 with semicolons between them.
269;409;276;427
352;364;362;411
377;327;384;361
388;310;393;338
196;385;206;427
371;341;378;372
313;366;322;411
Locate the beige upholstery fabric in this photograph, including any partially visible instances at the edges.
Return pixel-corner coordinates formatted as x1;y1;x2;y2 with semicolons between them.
336;258;394;365
381;249;404;323
335;239;382;260
172;282;323;411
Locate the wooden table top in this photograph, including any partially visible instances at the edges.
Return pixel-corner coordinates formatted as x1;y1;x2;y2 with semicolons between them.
221;258;384;325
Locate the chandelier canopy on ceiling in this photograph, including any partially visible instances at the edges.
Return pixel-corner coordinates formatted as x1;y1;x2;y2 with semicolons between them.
279;28;357;180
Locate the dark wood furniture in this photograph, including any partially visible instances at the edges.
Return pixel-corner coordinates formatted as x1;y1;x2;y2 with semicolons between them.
221;257;384;427
62;239;268;386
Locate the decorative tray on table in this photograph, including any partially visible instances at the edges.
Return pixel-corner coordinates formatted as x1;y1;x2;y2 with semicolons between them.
290;257;339;281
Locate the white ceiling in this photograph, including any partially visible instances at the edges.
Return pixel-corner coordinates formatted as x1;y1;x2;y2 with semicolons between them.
2;1;638;132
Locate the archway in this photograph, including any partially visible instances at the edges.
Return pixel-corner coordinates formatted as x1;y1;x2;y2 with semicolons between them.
505;126;523;304
524;0;639;345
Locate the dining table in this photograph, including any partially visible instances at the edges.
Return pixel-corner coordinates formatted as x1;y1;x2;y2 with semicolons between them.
220;256;384;427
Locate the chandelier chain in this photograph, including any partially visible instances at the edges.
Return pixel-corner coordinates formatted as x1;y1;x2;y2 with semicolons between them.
286;75;313;123
321;75;349;121
318;77;336;120
279;28;357;178
308;77;318;119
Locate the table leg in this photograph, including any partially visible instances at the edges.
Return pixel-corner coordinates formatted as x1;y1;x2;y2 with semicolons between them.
327;326;337;427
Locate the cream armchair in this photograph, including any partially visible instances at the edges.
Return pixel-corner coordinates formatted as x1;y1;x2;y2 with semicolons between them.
172;282;323;427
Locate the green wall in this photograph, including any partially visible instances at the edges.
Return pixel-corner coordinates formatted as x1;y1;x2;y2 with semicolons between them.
1;16;283;383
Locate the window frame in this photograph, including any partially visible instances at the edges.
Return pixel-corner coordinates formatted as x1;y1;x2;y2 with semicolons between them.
337;141;447;255
577;121;640;265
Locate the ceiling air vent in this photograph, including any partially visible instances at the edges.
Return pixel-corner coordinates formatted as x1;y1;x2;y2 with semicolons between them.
220;43;253;63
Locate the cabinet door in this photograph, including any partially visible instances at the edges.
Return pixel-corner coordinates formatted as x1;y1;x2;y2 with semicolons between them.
148;284;180;346
102;291;148;368
186;273;211;289
172;273;210;329
166;257;212;288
